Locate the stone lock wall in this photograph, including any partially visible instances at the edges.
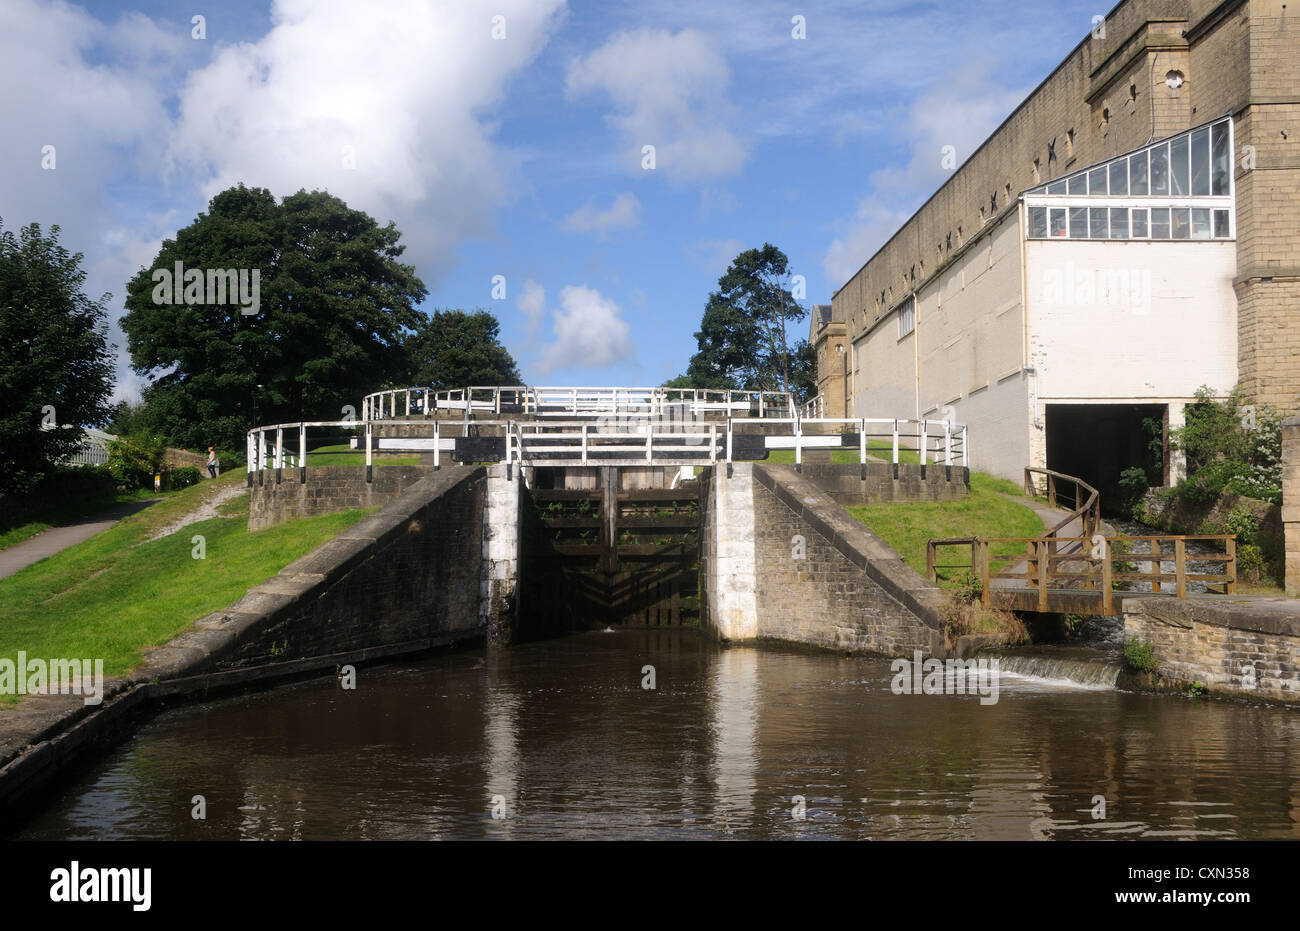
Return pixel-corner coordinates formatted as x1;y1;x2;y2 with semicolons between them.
247;465;435;530
701;463;952;656
210;468;488;668
1123;595;1299;703
796;462;969;507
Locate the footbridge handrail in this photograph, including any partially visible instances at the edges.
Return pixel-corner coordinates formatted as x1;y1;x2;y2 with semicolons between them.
1024;466;1101;543
361;385;801;421
245;414;969;481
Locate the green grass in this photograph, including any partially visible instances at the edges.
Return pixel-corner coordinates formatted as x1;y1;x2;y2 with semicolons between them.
302;443;419;466
846;472;1044;583
0;474;370;700
766;441;925;465
0;487;174;552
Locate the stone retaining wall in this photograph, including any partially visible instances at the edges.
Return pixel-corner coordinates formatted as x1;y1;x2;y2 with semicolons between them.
1122;594;1299;703
247;465;435;530
796;461;969;506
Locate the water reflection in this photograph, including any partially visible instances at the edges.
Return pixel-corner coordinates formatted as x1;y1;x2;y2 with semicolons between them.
14;630;1300;840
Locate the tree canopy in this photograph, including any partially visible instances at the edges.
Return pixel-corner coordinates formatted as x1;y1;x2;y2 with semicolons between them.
0;219;115;493
402;309;520;389
120;185;427;449
674;243;814;403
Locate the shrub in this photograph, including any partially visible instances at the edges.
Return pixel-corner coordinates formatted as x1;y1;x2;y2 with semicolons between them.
940;594;1028;647
1223;505;1259;543
1124;637;1158;673
1236;544;1266;583
1170;386;1282;505
106;431;166;489
166;466;201;490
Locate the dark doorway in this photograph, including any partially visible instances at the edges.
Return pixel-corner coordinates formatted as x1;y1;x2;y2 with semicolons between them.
1045;404;1165;515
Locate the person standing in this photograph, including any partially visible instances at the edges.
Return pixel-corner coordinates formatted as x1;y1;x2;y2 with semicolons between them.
207;446;219;478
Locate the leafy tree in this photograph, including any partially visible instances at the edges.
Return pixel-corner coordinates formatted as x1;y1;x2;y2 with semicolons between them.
0;220;115;494
120;185;426;449
402;309;520;389
679;243;810;400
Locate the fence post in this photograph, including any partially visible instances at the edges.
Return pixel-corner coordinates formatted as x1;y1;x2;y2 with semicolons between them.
1048;473;1057;508
1175;538;1187;598
582;424;589;464
1226;536;1237;594
246;433;254;487
1024;467;1032;496
795;417;802;472
299;424;306;483
434;420;441;470
275;426;283;483
919;420;927;475
1150;538;1161;593
1100;538;1113;614
726;420;733;464
926;541;936;582
258;430;266;487
365;421;373;484
979;540;991;607
860;418;867;480
710;424;717;466
646;425;653;463
1037;539;1049;612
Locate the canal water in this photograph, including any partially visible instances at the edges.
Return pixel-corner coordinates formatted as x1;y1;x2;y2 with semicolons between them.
17;630;1300;840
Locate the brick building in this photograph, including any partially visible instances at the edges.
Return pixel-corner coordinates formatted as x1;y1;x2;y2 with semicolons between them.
817;0;1299;498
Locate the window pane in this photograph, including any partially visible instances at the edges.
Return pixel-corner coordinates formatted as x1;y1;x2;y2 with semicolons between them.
1191;127;1210;196
1069;207;1088;238
1067;173;1087;195
1130;150;1149;195
1171;207;1191;239
1212;121;1230;195
1150;143;1169;195
1047;180;1067;195
1090;206;1108;238
1110;208;1129;239
1109;158;1129;195
1192;207;1212;239
1171;134;1190;195
1150;207;1171;238
1089;166;1108;195
1029;206;1048;237
1213;208;1230;238
1132;208;1149;237
1050;208;1067;237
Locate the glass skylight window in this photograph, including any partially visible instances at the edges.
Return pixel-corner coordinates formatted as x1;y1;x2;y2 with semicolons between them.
1024;118;1233;241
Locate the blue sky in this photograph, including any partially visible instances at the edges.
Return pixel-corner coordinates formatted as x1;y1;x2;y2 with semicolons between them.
1;0;1100;397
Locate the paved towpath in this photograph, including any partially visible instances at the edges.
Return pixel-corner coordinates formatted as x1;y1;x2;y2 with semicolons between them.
0;499;160;581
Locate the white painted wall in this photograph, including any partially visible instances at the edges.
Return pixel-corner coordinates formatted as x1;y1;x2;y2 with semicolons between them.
1025;239;1238;401
706;464;758;641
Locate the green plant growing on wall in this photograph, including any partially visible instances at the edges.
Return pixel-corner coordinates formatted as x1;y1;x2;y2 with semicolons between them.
1187;681;1207;698
1124;637;1159;673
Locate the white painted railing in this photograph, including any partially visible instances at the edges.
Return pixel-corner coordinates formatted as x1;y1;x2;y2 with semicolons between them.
245;415;968;482
360;385;798;421
799;394;825;419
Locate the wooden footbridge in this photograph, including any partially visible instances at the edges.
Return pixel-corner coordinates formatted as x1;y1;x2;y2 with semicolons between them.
926;468;1238;614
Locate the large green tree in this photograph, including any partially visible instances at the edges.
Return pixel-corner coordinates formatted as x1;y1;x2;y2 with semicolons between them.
678;243;811;400
402;309;520;389
120;185;426;449
0;220;115;493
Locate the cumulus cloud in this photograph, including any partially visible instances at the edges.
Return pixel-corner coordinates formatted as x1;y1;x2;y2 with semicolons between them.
561;191;641;235
167;0;566;279
822;198;913;287
565;28;748;180
537;285;635;373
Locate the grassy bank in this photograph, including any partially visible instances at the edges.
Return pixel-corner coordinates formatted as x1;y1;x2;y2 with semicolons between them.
0;473;369;701
846;473;1043;584
305;443;420;466
766;442;922;466
0;487;172;552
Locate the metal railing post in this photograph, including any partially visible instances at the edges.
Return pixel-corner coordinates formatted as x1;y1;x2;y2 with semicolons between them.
859;417;867;479
246;433;254;487
275;426;283;483
434;420;440;469
258;429;266;486
891;420;899;470
710;424;717;466
365;421;373;483
795;417;803;471
581;424;589;464
299;424;306;483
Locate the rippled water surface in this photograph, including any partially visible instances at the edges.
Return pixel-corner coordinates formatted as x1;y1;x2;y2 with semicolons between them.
17;630;1300;840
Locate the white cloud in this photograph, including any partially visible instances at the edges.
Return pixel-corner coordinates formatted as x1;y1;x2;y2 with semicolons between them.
565;28;748;180
538;285;635;373
516;278;546;338
561;191;641;235
167;0;566;280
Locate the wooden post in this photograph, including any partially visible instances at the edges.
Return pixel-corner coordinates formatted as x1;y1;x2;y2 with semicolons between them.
1037;539;1049;612
1226;536;1237;594
979;539;991;606
1174;538;1187;598
926;541;936;582
1100;537;1113;614
1150;539;1161;593
1047;473;1057;508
